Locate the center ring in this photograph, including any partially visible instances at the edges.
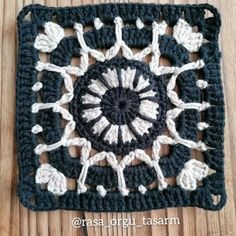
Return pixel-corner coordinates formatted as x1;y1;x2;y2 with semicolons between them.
70;58;168;155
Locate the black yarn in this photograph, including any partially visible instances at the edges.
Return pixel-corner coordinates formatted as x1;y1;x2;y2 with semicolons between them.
16;3;226;212
70;58;167;155
100;87;140;125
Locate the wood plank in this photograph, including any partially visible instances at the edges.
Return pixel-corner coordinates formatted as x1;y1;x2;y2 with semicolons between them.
0;0;17;235
213;0;236;236
9;1;23;236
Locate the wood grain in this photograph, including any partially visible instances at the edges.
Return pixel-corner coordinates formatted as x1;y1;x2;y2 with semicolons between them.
0;0;235;235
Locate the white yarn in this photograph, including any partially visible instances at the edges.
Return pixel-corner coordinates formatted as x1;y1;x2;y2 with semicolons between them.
197;122;209;131
139;90;156;98
77;160;90;194
31;124;43;134
74;23;105;62
173;19;203;53
134;20;167;65
77;151;108;194
130;148;168;191
36;61;84;76
32;81;43;91
139;100;159;119
92;116;110;135
88;79;108;96
138;185;147;194
105;17;133;60
156;135;178;145
120;124;136;142
102;68;119;88
94;18;104;30
32;17;211;197
136;18;144;29
34;22;65;53
81;67;158;144
82;93;101;104
196;79;208;89
166;60;204;92
104;124;119;144
82;107;102;122
149;21;167;72
131;117;153;136
36;163;67;195
121;67;136;89
133;47;152;61
96;185;107;197
32;61;77;155
166;118;210;151
133;75;150;92
34;141;63;155
176;159;209;191
108;151;135;196
74;22;105;73
152;140;168;190
117;165;129;196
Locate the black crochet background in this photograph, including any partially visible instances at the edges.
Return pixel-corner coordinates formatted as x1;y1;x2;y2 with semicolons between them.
16;3;226;212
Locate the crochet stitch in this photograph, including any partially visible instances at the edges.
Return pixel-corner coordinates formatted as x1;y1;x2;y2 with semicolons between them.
71;58;168;155
16;3;226;212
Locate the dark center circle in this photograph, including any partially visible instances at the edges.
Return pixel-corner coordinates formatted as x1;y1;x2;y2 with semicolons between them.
100;87;140;125
70;58;168;155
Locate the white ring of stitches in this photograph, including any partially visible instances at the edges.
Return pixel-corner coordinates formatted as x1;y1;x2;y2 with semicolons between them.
81;67;159;145
33;17;211;196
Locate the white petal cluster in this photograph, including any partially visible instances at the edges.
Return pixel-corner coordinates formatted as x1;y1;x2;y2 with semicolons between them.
34;22;64;52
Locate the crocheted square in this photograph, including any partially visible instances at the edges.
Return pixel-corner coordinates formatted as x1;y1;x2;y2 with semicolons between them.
17;3;226;211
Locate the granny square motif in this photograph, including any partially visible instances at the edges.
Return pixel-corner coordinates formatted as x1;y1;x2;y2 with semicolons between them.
17;3;226;211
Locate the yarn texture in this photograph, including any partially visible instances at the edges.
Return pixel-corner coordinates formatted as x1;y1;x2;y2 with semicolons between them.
16;3;226;212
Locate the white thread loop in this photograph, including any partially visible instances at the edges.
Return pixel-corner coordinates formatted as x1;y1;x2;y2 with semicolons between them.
152;160;168;190
77;147;107;195
152;140;168;190
36;61;64;74
77;160;90;194
62;121;75;140
161;61;205;102
105;152;134;196
32;82;43;91
166;118;211;151
157;135;177;145
74;23;105;64
31;124;43;134
80;141;92;163
133;148;168;191
105;17;133;60
149;21;167;72
96;185;107;197
196;80;209;89
197;122;209;131
136;18;144;29
138;185;147;194
36;61;84;76
117;165;129;196
133;21;166;64
94;18;104;30
179;101;211;111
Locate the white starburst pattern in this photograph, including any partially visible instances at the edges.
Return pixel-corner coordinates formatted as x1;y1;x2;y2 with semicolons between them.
32;17;211;197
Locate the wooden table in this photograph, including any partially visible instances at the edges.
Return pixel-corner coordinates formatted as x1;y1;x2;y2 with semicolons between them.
0;0;235;235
